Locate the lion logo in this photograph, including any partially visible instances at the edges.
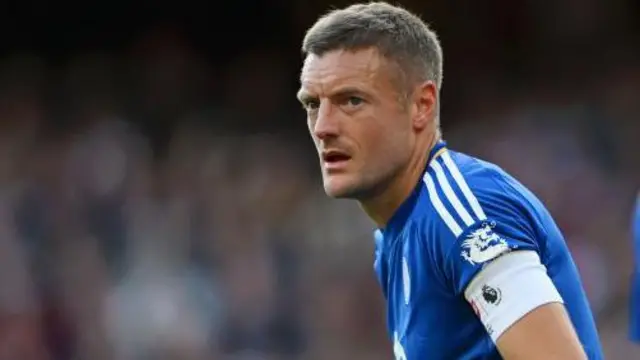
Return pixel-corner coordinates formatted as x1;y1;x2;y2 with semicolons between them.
460;222;511;265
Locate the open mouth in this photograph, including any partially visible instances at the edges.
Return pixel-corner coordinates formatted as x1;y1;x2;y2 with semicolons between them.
322;150;351;169
323;153;351;163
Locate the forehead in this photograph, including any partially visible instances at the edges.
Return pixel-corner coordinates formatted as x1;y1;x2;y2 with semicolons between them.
299;48;392;96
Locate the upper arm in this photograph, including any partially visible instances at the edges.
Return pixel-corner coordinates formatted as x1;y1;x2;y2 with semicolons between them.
463;251;564;341
464;251;585;359
496;302;587;359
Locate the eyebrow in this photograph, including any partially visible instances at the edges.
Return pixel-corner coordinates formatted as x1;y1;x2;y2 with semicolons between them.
332;87;367;98
297;86;367;103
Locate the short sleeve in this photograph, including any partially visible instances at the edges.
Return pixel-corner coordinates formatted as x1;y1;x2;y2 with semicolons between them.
444;216;539;296
630;273;640;342
430;173;543;296
423;152;561;341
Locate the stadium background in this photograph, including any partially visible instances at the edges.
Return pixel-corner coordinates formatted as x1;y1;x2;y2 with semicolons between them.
0;0;638;359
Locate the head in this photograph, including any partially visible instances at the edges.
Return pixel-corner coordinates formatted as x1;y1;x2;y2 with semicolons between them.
297;2;443;200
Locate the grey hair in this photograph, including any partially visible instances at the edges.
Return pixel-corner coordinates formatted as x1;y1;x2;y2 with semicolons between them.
302;2;443;94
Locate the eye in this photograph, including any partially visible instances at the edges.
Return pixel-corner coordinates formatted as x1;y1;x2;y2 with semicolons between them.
347;96;364;107
303;99;320;112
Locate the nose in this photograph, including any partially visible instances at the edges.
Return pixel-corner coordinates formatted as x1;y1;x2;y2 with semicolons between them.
312;101;339;140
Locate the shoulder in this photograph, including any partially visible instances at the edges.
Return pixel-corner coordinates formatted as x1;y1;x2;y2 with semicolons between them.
412;149;550;270
419;149;542;237
411;148;555;295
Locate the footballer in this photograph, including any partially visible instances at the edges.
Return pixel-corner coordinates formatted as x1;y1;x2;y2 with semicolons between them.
297;2;603;359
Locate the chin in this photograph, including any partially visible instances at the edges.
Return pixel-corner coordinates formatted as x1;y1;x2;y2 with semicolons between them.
323;184;350;198
322;174;365;199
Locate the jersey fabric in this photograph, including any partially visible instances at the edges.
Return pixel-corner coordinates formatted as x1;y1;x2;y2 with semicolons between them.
373;141;603;359
629;195;640;342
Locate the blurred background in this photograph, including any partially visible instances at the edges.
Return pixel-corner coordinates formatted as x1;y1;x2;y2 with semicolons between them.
0;0;638;359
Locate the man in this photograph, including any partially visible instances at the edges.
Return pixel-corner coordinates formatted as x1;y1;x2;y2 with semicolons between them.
296;2;603;359
630;194;640;343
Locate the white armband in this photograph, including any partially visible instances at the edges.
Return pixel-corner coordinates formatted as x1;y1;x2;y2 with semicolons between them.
464;250;563;342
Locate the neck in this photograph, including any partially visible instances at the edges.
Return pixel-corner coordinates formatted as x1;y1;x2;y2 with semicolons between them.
361;135;439;228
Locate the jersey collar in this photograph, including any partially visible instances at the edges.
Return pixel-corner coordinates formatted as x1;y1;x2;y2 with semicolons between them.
377;140;448;244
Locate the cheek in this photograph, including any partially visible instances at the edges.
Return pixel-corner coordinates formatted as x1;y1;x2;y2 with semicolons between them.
368;116;402;143
357;125;391;162
368;121;411;162
307;118;313;134
307;120;319;145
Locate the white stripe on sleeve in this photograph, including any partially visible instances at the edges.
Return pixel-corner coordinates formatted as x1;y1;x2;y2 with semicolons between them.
423;171;463;237
430;160;475;226
441;151;487;221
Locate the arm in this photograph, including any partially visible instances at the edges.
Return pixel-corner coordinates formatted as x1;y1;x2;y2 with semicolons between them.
497;303;586;359
426;155;593;357
464;251;586;360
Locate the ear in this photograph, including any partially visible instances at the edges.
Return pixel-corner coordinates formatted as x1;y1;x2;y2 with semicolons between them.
411;81;438;131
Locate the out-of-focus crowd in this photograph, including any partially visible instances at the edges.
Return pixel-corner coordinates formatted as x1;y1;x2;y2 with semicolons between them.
0;46;389;360
0;10;639;360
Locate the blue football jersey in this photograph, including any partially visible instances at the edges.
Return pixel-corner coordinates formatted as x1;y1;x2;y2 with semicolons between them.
373;142;603;359
630;195;640;342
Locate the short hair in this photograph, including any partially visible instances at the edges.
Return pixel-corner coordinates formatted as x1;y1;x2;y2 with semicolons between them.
302;2;443;93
